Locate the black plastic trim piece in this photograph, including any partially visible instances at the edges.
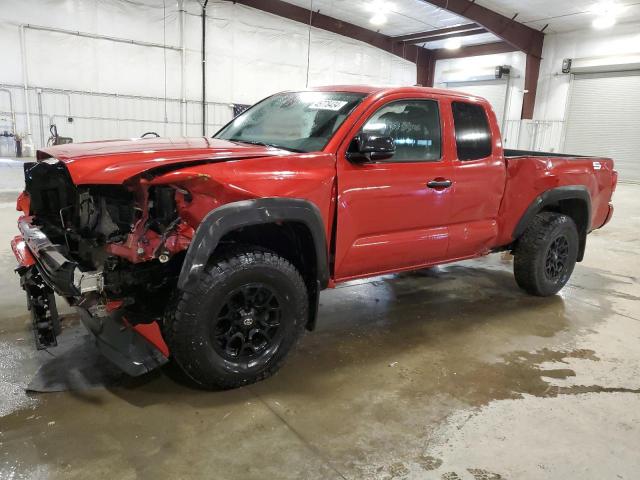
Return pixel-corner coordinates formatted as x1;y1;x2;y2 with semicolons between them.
177;198;330;292
512;185;592;261
306;279;322;331
78;309;168;377
504;149;592;159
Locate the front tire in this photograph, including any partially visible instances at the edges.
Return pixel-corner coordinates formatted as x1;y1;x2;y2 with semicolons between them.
513;212;579;296
165;246;308;389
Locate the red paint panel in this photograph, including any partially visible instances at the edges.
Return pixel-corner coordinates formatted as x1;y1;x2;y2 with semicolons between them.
601;204;614;228
106;300;125;313
333;92;455;281
440;96;506;258
16;191;30;215
447;220;499;258
132;322;170;358
495;156;616;246
150;152;338;240
11;236;35;267
39;138;296;185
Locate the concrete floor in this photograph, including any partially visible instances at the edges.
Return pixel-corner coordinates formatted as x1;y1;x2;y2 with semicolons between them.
0;157;638;479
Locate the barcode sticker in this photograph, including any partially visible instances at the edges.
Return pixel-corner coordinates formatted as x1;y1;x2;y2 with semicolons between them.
308;100;348;111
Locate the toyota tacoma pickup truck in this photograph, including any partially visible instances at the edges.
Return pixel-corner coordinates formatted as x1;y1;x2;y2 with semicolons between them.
11;86;617;389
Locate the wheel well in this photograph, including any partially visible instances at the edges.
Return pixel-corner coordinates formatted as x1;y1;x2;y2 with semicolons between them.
217;222;320;330
541;198;589;261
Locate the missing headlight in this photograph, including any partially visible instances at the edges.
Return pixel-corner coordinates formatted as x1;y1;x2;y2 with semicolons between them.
149;186;178;232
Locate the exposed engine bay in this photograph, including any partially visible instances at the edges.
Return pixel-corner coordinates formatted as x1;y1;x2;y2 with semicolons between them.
17;159;196;369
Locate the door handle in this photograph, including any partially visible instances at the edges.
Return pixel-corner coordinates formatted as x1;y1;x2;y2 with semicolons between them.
427;179;452;189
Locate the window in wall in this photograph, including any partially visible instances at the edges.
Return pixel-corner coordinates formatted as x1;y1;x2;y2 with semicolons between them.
360;100;441;162
451;101;492;160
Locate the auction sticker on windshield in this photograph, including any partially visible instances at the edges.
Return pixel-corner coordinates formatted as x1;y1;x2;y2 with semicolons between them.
308;100;348;111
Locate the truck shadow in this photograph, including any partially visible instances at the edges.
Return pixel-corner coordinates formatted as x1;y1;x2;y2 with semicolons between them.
105;263;575;408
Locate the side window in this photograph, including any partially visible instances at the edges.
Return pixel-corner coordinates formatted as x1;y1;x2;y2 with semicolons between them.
451;101;492;161
360;100;441;162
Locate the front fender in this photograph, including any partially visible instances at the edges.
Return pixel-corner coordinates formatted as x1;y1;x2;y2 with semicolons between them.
177;197;329;292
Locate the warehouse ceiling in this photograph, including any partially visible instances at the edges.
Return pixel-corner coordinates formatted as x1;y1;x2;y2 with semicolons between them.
282;0;471;35
281;0;503;48
279;0;640;49
474;0;640;33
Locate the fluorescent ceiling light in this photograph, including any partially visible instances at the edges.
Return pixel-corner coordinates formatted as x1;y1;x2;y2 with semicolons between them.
444;37;462;50
365;0;394;25
590;1;625;29
370;13;388;25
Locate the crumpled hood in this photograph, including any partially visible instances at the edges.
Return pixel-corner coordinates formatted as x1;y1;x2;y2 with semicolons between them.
37;137;296;185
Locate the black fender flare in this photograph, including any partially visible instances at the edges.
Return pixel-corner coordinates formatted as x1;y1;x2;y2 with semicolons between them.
512;185;591;260
177;198;330;292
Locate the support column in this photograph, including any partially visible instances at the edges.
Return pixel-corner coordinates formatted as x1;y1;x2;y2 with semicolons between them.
521;53;541;119
416;48;435;87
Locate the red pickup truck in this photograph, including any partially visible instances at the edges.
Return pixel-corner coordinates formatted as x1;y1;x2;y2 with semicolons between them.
11;86;616;389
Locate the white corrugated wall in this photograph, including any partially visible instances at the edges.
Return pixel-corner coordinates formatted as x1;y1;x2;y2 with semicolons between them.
0;0;417;154
563;71;640;184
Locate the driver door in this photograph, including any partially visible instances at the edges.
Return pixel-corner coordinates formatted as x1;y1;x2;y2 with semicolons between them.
334;95;454;281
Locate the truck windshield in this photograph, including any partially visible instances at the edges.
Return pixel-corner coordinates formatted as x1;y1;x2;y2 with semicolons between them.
214;91;366;153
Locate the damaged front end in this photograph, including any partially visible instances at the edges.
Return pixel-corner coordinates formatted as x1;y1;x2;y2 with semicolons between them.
13;159;197;376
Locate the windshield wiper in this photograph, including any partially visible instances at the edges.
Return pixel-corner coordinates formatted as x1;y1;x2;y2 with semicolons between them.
227;138;268;147
226;138;305;153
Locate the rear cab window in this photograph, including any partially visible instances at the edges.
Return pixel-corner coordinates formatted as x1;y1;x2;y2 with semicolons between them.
451;101;492;161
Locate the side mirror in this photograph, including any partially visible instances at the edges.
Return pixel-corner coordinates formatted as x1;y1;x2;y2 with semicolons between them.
347;133;395;163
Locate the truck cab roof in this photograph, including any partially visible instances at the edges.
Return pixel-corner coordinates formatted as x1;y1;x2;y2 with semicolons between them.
308;84;486;101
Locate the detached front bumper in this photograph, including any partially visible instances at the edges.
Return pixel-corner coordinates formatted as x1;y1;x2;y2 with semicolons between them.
11;217;169;376
16;216;102;297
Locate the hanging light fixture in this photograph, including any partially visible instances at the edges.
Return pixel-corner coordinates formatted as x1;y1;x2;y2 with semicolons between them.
370;13;388;25
444;37;462;50
365;1;394;26
591;1;625;29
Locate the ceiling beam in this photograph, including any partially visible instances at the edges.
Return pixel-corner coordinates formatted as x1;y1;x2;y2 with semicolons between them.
432;41;517;60
393;23;482;42
419;0;544;57
405;28;488;45
423;1;544;120
227;0;423;62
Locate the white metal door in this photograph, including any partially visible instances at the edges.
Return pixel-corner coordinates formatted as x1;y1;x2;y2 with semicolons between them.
444;79;509;128
564;70;640;184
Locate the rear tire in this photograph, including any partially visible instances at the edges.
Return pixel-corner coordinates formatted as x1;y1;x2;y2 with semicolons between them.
513;212;579;296
165;246;308;389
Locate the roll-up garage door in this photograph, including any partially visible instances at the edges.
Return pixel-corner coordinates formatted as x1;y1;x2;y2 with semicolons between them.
564;70;640;184
444;79;509;128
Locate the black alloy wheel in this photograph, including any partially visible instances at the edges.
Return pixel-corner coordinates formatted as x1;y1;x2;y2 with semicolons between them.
544;235;570;281
213;283;283;360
